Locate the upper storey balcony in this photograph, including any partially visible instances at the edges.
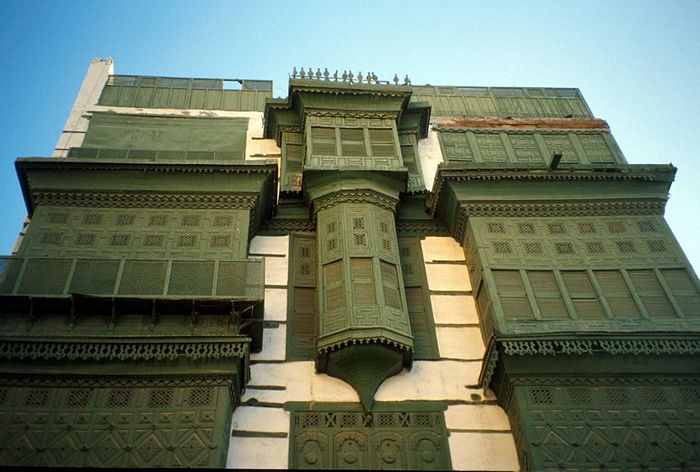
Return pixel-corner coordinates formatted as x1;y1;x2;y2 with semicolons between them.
97;74;272;112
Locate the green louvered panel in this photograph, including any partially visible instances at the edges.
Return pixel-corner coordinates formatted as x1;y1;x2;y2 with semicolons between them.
627;270;676;318
380;261;402;310
398;238;439;359
80;113;248;155
98;79;272;111
340;128;366;156
311;127;337;156
493;269;532;319
412;86;592;118
560;271;605;318
287;235;318;361
369;128;396;157
351;258;376;305
660;269;700;316
528;270;568;319
594;270;640;319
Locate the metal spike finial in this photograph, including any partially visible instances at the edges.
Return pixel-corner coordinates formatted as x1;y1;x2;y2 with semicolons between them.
393;74;399;84
291;66;298;79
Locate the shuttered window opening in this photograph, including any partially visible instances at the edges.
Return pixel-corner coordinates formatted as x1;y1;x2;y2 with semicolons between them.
627;270;676;318
287;235;318;361
325;261;346;312
380;261;402;310
311;127;338;156
340;128;367;156
351;258;376;305
594;270;640;319
493;270;532;319
527;271;568;319
398;238;439;359
369;128;396;157
660;269;700;316
561;271;604;318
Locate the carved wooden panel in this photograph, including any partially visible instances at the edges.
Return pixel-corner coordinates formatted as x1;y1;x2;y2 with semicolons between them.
470;216;685;269
510;381;700;471
438;130;622;164
21;207;249;259
0;382;232;467
289;404;451;470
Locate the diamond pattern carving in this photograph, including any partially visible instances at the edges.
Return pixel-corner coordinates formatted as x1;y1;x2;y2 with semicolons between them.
0;383;229;467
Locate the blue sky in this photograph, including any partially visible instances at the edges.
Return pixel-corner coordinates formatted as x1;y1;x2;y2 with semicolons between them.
1;0;699;270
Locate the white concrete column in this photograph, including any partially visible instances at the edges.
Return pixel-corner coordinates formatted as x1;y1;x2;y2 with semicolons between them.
53;57;113;157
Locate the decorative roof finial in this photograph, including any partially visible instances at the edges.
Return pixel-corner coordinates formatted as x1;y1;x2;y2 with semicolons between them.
393;74;399;84
357;71;363;83
323;68;330;80
291;66;298;79
316;68;322;79
404;75;411;85
348;70;354;84
333;70;339;81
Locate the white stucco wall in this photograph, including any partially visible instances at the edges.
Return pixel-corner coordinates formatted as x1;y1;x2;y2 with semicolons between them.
228;235;519;471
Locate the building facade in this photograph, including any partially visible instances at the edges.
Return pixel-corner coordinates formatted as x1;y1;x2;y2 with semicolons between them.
0;58;699;469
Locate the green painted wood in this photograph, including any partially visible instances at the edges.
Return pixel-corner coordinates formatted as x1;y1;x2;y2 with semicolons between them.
81;113;249;155
19;207;250;259
398;238;439;360
98;75;272;112
286;401;451;470
0;381;234;467
411;85;592;118
438;129;625;165
287;234;318;361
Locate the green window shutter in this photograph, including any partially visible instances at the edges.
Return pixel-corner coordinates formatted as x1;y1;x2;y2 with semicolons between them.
594;270;640;318
398;238;439;359
287;235;317;361
561;271;604;318
627;270;676;318
340;128;367;156
369;128;396;157
351;258;376;305
493;270;532;319
380;261;402;310
527;271;568;319
81;113;248;156
660;269;700;316
311;127;337;156
324;260;346;312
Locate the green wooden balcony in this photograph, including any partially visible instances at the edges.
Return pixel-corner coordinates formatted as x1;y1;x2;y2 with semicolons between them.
0;256;264;299
0;256;266;349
